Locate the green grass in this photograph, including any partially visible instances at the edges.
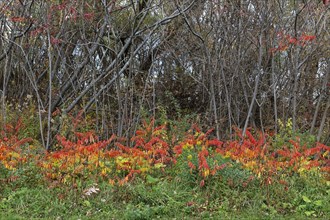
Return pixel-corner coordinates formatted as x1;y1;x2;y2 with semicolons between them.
1;171;329;220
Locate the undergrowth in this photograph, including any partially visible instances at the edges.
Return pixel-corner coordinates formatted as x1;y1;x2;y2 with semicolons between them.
0;112;329;219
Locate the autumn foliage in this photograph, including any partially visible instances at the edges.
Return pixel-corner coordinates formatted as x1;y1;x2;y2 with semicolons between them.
1;118;329;189
270;32;317;53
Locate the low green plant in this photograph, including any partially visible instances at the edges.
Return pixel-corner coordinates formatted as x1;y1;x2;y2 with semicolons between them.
273;118;317;150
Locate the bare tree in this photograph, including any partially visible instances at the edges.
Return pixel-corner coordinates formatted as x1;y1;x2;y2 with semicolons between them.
1;0;329;146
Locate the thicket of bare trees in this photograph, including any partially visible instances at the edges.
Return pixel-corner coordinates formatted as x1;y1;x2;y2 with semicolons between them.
1;0;329;149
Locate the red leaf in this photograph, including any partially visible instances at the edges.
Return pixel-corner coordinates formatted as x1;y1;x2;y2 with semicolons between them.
288;37;298;44
12;138;33;148
173;145;182;155
83;13;94;20
106;150;121;158
192;124;201;133
300;34;316;42
245;130;257;145
188;161;196;169
207;139;223;148
135;130;145;136
10;17;25;23
50;37;62;45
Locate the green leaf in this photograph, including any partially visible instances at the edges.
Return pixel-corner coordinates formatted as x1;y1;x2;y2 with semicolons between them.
302;195;311;203
146;175;159;184
282;202;292;209
304;210;315;217
313;200;322;207
269;206;277;215
154;163;166;169
261;203;268;209
83;200;91;207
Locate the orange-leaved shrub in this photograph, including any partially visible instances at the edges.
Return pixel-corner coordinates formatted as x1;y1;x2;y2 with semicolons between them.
221;128;330;186
1;118;329;188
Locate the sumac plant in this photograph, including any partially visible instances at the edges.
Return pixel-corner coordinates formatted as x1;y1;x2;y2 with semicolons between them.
1;119;329;189
173;125;227;187
0;118;35;171
38;119;174;187
222;128;330;186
